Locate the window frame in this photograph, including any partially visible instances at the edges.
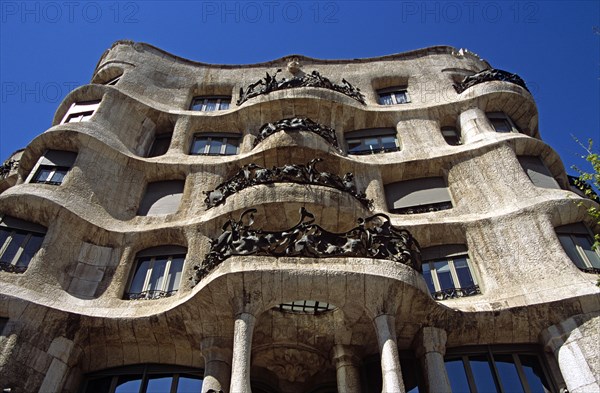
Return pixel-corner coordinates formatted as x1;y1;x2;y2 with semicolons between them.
0;217;46;273
345;128;400;155
189;133;241;156
486;112;520;133
441;126;462;146
81;364;204;393
31;165;70;185
277;300;335;314
385;177;453;215
422;252;480;300
147;133;173;158
556;223;600;273
125;250;186;300
445;345;556;393
60;100;101;124
189;96;231;111
377;86;411;105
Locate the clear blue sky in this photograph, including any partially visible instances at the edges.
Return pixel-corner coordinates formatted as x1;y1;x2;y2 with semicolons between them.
1;1;599;177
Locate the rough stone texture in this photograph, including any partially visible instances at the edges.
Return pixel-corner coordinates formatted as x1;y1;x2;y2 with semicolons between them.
0;41;598;392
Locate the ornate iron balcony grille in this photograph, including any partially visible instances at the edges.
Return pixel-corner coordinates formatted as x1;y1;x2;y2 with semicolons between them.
237;69;366;105
0;262;27;274
432;285;481;300
579;267;600;274
254;117;342;152
0;159;19;180
453;68;529;94
126;289;178;300
204;159;373;210
192;208;421;285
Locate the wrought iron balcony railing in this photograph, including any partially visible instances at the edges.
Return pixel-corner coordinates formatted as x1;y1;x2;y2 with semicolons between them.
453;68;529;94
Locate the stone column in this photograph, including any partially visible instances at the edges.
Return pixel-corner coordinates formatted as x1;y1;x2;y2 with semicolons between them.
542;315;600;393
229;312;256;393
332;345;361;393
201;337;233;393
414;327;452;393
458;107;491;144
374;314;404;393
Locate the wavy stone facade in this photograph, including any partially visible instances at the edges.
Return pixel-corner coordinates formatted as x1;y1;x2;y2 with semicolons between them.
0;41;599;393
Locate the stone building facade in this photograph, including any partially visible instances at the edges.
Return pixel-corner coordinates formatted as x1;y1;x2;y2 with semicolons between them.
0;41;599;393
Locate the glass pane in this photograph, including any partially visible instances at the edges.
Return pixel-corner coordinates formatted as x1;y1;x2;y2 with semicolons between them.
494;354;525;393
50;169;68;184
520;355;552;393
0;232;26;264
208;139;224;155
454;257;475;288
445;359;471;393
177;375;203;393
433;260;454;290
165;257;184;293
85;376;113;393
469;355;498;393
394;91;408;103
81;113;94;122
115;375;142;393
379;93;393;105
16;233;44;267
190;138;208;155
381;136;398;151
422;263;436;293
190;99;203;111
129;259;151;295
148;258;168;295
204;100;216;111
34;168;52;182
558;235;587;269
347;139;365;154
574;235;600;268
364;137;379;150
147;376;173;393
491;118;512;133
219;101;230;110
224;139;239;155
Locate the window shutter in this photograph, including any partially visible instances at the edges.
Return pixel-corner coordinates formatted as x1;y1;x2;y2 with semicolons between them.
421;244;468;261
385;177;451;210
555;222;591;235
138;180;184;216
40;150;77;167
0;216;46;234
518;156;560;189
136;245;187;258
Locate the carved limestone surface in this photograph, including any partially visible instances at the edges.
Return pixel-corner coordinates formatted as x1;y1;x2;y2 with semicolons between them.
453;68;529;94
237;69;366;105
254;117;342;152
204;158;373;210
192;208;421;284
253;347;326;383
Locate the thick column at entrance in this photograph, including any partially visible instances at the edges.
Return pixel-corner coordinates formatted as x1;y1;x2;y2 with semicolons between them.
414;327;452;393
201;337;232;393
333;344;362;393
229;312;256;393
374;314;404;393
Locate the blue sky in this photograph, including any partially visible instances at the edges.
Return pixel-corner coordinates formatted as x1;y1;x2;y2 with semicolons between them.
1;0;599;177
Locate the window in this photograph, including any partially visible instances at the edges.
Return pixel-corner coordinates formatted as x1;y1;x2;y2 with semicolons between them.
441;126;461;146
518;156;560;189
189;96;230;111
147;133;172;157
28;150;77;186
377;87;410;105
0;317;7;335
0;216;46;273
126;246;186;300
556;223;600;273
81;364;203;393
61;100;100;124
137;180;184;216
486;112;519;133
345;128;400;155
385;177;452;214
445;346;554;393
190;133;240;156
421;245;480;300
104;75;121;86
277;300;335;314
